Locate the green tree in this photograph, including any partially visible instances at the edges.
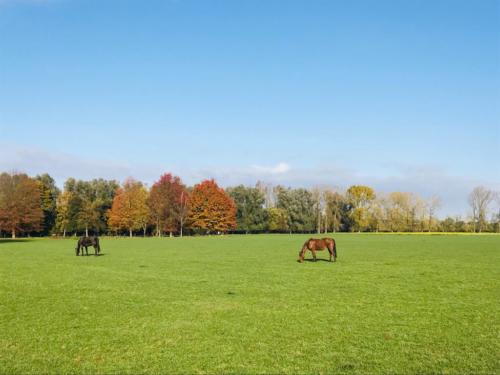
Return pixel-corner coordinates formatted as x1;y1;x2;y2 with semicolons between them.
59;178;118;235
440;217;456;232
78;198;102;236
35;173;60;235
267;207;289;232
227;185;268;233
324;191;346;233
276;187;315;233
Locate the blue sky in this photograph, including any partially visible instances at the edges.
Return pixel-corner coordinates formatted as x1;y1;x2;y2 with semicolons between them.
0;0;499;216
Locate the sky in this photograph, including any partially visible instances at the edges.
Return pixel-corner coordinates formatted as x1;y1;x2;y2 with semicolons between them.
0;0;499;217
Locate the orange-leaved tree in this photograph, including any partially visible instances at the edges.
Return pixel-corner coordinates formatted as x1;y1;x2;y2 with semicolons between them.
148;173;188;237
188;179;236;234
108;178;149;237
0;172;43;238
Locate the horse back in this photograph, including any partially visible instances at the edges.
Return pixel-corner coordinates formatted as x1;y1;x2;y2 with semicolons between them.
305;237;335;251
79;236;99;247
321;237;335;249
305;238;326;250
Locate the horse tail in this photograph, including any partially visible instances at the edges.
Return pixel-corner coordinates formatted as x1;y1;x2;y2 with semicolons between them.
333;239;337;260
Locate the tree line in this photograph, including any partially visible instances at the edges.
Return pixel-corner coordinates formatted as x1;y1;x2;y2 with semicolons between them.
0;171;499;238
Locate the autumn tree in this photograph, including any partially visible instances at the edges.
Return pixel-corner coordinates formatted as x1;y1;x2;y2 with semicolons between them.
0;173;43;238
108;178;149;237
188;179;236;234
178;189;190;237
346;185;375;232
55;190;71;237
148;173;187;236
386;192;411;232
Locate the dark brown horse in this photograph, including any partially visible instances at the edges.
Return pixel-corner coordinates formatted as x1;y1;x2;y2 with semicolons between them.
76;236;101;256
298;238;337;263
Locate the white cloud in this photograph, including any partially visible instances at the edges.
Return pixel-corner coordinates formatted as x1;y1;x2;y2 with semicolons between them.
251;162;291;175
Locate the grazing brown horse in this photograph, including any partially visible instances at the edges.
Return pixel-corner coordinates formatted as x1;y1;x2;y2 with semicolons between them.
298;238;337;263
76;236;101;256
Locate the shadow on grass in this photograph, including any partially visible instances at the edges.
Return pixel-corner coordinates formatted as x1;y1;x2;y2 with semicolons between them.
302;258;335;263
0;239;31;244
76;253;106;257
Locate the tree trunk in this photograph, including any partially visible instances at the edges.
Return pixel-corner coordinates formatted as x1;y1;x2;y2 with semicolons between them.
11;228;16;239
180;223;183;238
85;226;88;237
129;228;133;237
169;231;173;238
63;228;66;237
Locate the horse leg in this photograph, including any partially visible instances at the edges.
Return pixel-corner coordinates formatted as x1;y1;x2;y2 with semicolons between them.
85;246;88;256
328;247;333;262
311;249;317;262
75;245;80;256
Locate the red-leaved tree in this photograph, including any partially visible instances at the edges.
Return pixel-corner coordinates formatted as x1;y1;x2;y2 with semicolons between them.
0;173;43;238
148;173;188;236
188;179;236;234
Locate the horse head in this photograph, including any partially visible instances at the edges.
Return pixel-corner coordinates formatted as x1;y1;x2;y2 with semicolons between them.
297;243;308;262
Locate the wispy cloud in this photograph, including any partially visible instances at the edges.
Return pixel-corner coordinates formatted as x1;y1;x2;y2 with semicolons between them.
0;143;158;185
1;143;498;217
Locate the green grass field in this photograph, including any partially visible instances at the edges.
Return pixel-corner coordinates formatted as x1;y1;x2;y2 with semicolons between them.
1;234;498;374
